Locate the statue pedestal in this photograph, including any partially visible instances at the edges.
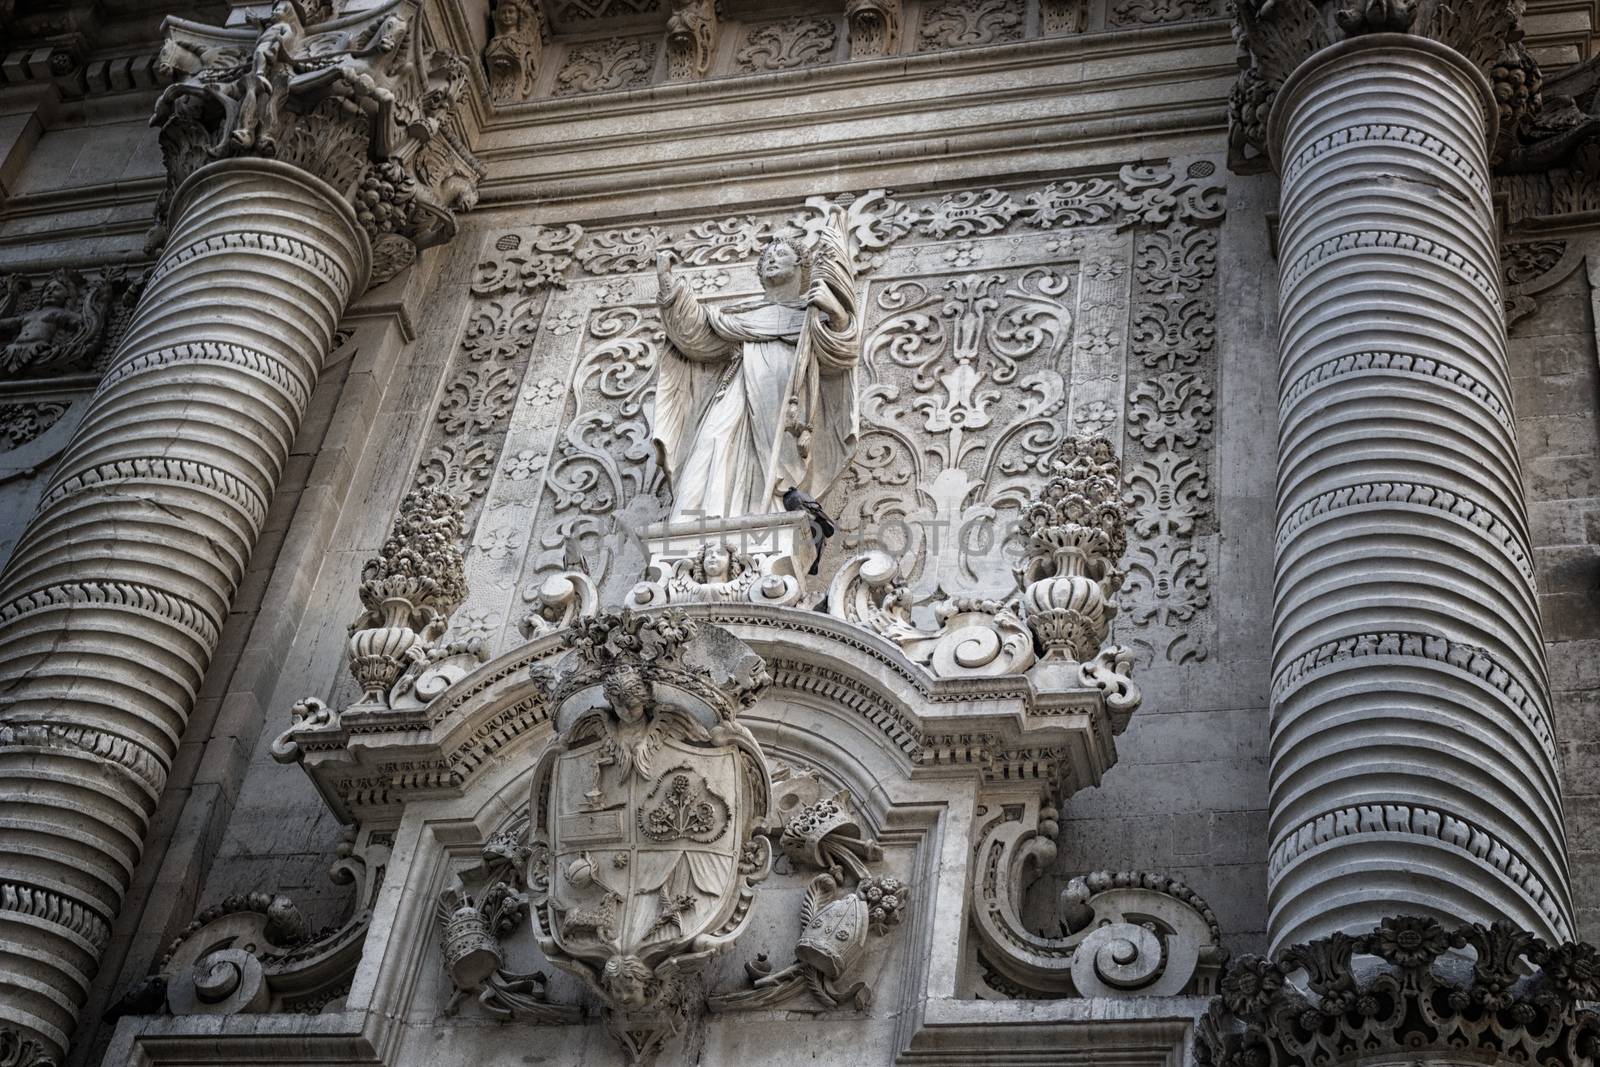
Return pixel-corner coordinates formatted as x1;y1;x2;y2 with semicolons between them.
625;513;818;609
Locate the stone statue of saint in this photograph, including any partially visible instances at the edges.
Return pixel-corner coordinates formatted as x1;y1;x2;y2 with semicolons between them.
652;212;861;523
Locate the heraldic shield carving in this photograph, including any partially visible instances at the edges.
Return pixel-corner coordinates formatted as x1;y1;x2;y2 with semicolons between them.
528;609;774;1062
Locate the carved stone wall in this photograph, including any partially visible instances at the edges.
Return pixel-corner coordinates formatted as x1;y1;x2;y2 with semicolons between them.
482;0;1221;104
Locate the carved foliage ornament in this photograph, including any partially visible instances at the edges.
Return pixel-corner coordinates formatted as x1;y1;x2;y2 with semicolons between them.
1229;0;1532;170
528;610;773;1062
1198;915;1600;1067
346;487;485;706
152;0;483;282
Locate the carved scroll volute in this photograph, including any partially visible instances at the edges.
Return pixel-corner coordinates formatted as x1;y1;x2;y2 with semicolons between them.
665;0;719;80
527;610;774;1063
970;796;1225;999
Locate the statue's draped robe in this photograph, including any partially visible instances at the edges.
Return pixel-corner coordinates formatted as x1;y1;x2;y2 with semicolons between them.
653;284;858;521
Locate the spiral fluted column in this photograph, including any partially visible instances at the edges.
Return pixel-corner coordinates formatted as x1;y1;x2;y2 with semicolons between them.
1265;36;1570;951
0;158;368;1060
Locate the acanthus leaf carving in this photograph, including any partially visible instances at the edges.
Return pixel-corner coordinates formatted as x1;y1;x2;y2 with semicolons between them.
554;36;656;96
735;16;837;73
916;0;1025;50
152;0;482;281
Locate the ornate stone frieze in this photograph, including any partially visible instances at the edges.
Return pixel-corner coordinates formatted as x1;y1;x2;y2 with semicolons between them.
734;16;838;72
0;401;66;451
348;487;477;706
1197;916;1600;1067
151;0;482;281
916;0;1026;50
486;0;547;103
555;35;657;95
970;797;1225;999
528;609;773;1061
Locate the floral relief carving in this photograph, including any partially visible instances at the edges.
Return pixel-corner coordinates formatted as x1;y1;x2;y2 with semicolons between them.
0;400;68;451
438;364;519;437
1127;371;1214;450
473;226;585;295
554;36;656;96
735;16;837;72
1109;0;1219;26
916;0;1026;50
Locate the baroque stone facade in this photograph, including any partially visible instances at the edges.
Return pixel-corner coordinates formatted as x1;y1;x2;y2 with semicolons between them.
1;0;1599;1063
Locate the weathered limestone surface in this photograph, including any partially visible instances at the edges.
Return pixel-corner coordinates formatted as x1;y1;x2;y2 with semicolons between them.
0;0;1596;1063
1264;36;1570;949
0;157;368;1060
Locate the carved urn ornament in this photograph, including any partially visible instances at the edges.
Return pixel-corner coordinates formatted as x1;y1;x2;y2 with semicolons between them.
528;609;774;1062
347;487;470;705
1015;433;1129;663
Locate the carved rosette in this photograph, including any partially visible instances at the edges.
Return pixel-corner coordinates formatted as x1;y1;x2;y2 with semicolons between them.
528;609;773;1062
348;486;470;704
1198;916;1600;1066
1014;434;1129;664
152;0;482;284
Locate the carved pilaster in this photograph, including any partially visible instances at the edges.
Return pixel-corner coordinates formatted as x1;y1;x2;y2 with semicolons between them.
1263;36;1569;951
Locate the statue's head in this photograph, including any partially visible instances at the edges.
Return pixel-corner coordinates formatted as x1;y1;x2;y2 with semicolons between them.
602;665;651;725
758;237;807;296
601;954;656;1010
493;0;524;32
695;542;740;584
40;270;79;307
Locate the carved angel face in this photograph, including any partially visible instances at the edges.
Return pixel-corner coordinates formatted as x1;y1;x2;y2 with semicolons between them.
601;954;655;1010
603;667;650;725
700;544;731;582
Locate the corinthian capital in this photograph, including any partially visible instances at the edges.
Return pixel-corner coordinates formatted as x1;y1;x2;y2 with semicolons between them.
150;0;483;283
1229;0;1532;171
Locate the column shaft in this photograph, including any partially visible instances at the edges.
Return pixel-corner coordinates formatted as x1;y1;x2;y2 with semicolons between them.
1266;36;1571;950
0;158;367;1058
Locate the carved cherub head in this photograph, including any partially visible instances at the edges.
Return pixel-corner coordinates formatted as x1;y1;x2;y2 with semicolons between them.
690;542;751;584
601;953;657;1010
602;665;651;725
758;236;808;299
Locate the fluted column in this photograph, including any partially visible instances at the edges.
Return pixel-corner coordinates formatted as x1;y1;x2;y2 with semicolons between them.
0;158;367;1061
1264;35;1570;950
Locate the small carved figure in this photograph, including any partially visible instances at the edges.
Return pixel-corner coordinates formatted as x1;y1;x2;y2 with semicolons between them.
0;269;119;377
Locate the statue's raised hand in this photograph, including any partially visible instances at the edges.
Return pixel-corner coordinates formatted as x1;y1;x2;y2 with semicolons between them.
655;251;676;302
